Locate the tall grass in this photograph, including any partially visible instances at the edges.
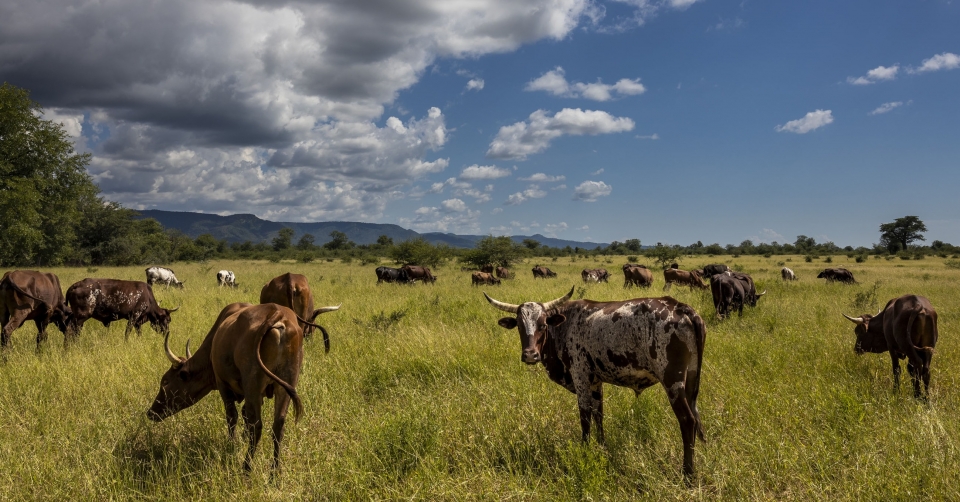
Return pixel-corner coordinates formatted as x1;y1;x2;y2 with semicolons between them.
0;256;958;499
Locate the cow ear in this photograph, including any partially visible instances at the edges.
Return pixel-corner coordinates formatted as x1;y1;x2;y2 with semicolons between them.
546;314;566;326
497;317;518;329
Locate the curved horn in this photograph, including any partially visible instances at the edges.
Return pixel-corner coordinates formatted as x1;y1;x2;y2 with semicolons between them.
185;339;192;359
164;330;181;364
310;303;342;321
483;292;519;313
842;313;864;324
542;286;575;312
757;290;767;296
167;306;181;313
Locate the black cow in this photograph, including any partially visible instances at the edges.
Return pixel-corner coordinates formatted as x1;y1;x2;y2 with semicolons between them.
698;264;729;277
710;274;745;319
65;279;178;342
818;268;856;284
375;266;409;284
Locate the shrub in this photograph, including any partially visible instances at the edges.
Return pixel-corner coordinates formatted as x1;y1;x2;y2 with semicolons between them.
825;256;833;263
855;255;866;263
627;255;638;262
298;253;314;263
804;256;813;263
360;255;380;266
945;260;960;269
341;256;353;264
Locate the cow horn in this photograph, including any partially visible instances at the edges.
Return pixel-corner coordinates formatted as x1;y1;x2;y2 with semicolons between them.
842;313;864;325
542;286;575;312
185;339;192;359
757;290;767;296
168;306;180;313
483;292;518;313
310;303;342;320
164;330;181;364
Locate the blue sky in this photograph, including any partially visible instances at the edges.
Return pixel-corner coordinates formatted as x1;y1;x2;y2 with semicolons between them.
3;0;958;246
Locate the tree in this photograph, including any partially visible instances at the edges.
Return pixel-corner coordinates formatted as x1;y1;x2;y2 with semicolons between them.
390;237;448;268
624;239;642;253
522;238;540;251
376;235;394;247
0;83;98;266
647;244;682;269
297;233;315;250
323;230;353;251
461;236;527;268
272;227;295;251
879;216;927;253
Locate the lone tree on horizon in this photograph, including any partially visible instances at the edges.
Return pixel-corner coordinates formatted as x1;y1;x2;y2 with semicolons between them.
879;216;927;253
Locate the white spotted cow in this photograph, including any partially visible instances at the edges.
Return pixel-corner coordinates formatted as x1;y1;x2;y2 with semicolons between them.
217;270;237;288
146;267;184;289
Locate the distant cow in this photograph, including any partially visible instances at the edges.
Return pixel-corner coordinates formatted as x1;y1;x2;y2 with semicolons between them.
0;270;70;349
623;266;653;288
710;274;745;319
471;272;501;286
260;273;340;352
217;270;237;288
147;302;316;471
532;266;557;279
375;266;409;284
622;263;646;271
65;279;178;341
145;267;184;289
480;264;494;274
663;268;708;291
484;287;706;479
781;267;797;281
842;295;938;398
725;271;765;307
697;264;729;277
818;268;856;284
495;266;512;279
401;265;437;284
581;269;609;283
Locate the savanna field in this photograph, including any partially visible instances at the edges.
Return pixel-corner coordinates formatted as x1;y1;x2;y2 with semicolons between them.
0;256;958;500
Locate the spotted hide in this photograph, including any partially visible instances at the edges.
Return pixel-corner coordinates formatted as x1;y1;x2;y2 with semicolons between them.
484;287;707;480
65;279;178;342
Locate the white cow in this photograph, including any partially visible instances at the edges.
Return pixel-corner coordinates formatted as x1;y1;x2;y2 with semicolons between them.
216;270;237;288
781;267;797;281
145;267;184;288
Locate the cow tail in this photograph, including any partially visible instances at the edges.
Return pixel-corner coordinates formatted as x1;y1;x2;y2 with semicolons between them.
691;312;707;442
4;278;45;303
256;313;304;421
906;308;935;367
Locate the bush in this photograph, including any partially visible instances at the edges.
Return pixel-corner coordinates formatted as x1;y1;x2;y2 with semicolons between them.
360;255;380;266
341;256;353;264
855;255;866;263
945;260;960;269
626;255;638;262
804;256;813;263
298;253;314;263
825;256;833;263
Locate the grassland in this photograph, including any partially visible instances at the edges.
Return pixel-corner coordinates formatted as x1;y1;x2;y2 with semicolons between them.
0;255;958;500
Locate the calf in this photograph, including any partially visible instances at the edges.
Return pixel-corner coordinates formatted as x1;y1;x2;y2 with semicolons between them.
401;265;437;284
0;270;70;350
65;279;178;342
581;269;609;283
623;266;653;288
471;272;501;286
375;266;409;284
495;267;512;279
781;267;797;281
146;267;184;289
532;266;557;279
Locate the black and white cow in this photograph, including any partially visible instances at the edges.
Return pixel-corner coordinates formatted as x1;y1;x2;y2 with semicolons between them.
217;270;237;288
484;287;707;480
146;267;184;289
781;267;797;281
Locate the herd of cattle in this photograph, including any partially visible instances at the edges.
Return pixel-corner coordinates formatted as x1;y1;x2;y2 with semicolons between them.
0;260;939;481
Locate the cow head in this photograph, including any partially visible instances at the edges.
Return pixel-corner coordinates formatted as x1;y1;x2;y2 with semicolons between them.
842;312;888;354
484;287;573;364
147;330;208;421
175;280;185;289
746;290;766;307
149;306;179;335
50;303;72;333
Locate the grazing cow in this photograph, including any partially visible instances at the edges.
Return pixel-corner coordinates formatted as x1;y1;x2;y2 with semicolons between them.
581;269;609;283
532;266;557;279
818;268;856;284
710;274;745;319
217;270;238;288
697;264;729;277
480;264;495;274
623;266;653;288
260;273;340;352
622;263;646;271
495;266;512;279
471;272;501;286
0;270;70;349
484;287;706;479
663;268;708;291
781;267;797;281
65;279;178;341
146;267;184;289
147;302;316;471
842;295;938;399
726;271;765;307
375;266;409;284
401;265;437;284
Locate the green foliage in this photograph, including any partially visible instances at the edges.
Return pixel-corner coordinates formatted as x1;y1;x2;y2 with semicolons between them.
272;227;295;251
323;230;354;251
646;244;682;269
461;235;526;268
880;215;927;254
946;260;960;269
297;233;316;250
390;237;448;268
627;255;638;262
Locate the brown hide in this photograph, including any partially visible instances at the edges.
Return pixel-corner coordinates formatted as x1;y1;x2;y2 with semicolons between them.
663;268;708;290
65;278;174;342
622;266;653;288
0;270;70;349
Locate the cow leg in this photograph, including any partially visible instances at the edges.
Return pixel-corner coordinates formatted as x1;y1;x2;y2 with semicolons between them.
906;361;923;399
124;320;134;341
573;374;601;443
890;353;902;390
221;393;239;439
33;318;49;350
271;388;292;471
2;308;31;348
664;376;698;481
663;282;672;292
241;397;264;471
591;383;605;445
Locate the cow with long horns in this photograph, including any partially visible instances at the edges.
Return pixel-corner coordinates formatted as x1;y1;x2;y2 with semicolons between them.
260;273;340;352
65;278;178;342
842;294;938;399
483;287;707;480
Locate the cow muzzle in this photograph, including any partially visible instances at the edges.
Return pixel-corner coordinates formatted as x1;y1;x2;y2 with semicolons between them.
522;349;541;364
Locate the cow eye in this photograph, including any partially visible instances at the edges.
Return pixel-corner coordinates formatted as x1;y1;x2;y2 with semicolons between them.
178;369;190;380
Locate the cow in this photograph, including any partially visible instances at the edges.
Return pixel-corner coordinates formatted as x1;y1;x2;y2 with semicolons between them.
781;267;797;281
623;266;653;288
471;272;501;286
0;270;70;350
581;269;609;283
480;264;495;274
217;270;238;288
818;268;856;284
710;274;745;319
697;264;729;277
622;263;646;271
375;266;409;284
725;271;765;307
147;302;318;471
401;265;437;284
146;266;184;289
260;273;340;352
484;287;706;480
495;266;512;280
65;279;178;342
663;268;708;291
532;266;557;279
842;295;938;399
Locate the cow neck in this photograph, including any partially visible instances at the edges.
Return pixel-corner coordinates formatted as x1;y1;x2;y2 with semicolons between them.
183;335;218;390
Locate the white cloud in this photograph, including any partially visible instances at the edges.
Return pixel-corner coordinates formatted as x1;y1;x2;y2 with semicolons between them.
552;184;567;190
459;164;511;180
910;52;960;73
519;173;566;182
491;207;503;214
591;168;604;175
775;109;834;134
572;180;612;202
400;205;481;233
42;108;84;137
577;225;589;231
870;101;907;115
847;64;899;85
748;228;786;244
636;133;659;140
487;108;635;160
505;185;548;205
465;78;485;91
525;67;645;101
441;198;468;212
544;222;568;237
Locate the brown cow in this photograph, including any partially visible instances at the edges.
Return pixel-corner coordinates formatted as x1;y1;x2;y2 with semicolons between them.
147;302;314;471
623;266;653;288
400;265;437;284
663;268;708;291
65;279;177;342
532;266;557;279
0;270;70;349
484;287;706;480
471;272;501;286
842;295;938;399
495;266;512;279
260;273;340;352
480;264;494;274
818;268;856;284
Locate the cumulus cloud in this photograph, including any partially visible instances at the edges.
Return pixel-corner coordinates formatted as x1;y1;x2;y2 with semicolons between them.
42;108;84;137
505;185;548;205
441;198;468;212
591;168;604;175
748;229;786;244
775;110;834;134
465;79;485;91
847;64;899;85
572;180;612;202
525;67;646;101
459;164;511;180
428;176;491;203
870;101;908;115
636;133;659;140
518;173;565;182
487;108;634;160
400;205;482;233
544;222;568;237
910;52;960;73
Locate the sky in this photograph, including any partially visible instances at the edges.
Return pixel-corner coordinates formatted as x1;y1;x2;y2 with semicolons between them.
2;0;958;247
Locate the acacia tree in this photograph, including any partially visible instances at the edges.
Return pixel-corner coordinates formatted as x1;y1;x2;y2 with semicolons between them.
879;216;927;253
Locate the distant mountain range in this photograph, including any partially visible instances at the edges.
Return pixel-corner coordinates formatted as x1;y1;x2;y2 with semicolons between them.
136;210;610;250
